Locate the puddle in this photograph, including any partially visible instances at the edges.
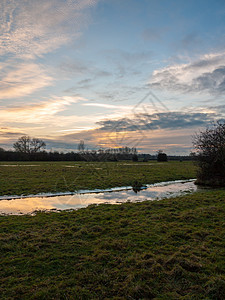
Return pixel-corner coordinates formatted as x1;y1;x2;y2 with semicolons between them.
0;164;40;167
0;179;200;215
119;163;157;166
64;165;80;168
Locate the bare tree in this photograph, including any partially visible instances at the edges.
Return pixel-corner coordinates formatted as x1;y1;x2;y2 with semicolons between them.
13;136;46;154
78;140;85;152
193;121;225;186
31;138;46;153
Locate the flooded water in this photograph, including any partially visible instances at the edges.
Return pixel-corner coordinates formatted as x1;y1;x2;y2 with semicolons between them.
0;179;199;215
0;164;40;167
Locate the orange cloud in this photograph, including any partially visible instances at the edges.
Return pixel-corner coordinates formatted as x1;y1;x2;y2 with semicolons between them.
0;96;85;121
0;62;53;99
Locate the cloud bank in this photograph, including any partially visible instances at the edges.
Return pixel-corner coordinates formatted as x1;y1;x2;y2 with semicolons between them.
149;52;225;95
97;111;219;132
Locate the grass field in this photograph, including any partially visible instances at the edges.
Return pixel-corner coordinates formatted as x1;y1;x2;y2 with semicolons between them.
0;161;197;196
1;160;224;299
0;189;224;299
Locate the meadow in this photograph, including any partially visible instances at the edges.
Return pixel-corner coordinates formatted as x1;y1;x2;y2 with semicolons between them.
0;189;224;299
0;161;197;196
1;160;224;299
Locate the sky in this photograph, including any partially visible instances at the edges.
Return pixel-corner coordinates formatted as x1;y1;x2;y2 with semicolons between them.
1;0;225;155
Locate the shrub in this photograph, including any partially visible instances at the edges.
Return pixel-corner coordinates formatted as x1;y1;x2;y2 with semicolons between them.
157;152;168;162
193;122;225;186
132;154;138;162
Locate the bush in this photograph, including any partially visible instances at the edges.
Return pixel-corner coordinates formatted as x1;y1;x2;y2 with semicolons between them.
193;122;225;186
132;154;138;162
157;152;168;162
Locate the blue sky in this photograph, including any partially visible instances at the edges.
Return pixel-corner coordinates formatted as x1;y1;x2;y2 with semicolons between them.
1;0;225;154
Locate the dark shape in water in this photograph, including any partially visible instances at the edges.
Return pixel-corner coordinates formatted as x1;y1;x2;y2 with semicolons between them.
132;181;147;193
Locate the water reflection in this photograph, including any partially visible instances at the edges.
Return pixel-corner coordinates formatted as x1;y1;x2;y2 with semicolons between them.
0;180;198;215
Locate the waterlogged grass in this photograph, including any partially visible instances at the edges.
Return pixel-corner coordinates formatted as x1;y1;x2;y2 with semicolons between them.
0;161;197;196
0;190;224;299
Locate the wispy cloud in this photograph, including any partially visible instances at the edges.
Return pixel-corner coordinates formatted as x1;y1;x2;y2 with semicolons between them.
0;96;85;123
0;127;26;147
179;32;201;50
0;0;99;100
102;49;154;80
82;102;129;109
0;128;25;138
0;0;99;59
105;49;154;64
149;52;225;95
0;96;105;141
0;62;53;99
142;27;165;41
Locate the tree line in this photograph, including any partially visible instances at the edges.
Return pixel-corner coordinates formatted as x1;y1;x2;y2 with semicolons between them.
0;136;138;161
0;135;195;162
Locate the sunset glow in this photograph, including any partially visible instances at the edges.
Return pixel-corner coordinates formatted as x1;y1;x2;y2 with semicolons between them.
1;0;225;154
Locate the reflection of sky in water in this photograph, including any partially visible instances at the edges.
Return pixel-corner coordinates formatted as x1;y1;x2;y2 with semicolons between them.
0;181;198;215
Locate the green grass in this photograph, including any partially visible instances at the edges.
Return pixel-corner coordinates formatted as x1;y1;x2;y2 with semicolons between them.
0;161;197;196
0;189;224;299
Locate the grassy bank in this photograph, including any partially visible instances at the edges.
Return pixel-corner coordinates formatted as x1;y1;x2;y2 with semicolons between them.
0;161;197;196
0;189;224;299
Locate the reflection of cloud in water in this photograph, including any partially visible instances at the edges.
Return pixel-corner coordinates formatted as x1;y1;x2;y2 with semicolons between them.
119;163;157;166
0;180;197;215
0;198;55;215
100;190;156;202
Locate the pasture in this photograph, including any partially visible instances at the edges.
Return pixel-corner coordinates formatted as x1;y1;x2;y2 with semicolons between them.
0;189;224;299
1;160;224;299
0;161;197;196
